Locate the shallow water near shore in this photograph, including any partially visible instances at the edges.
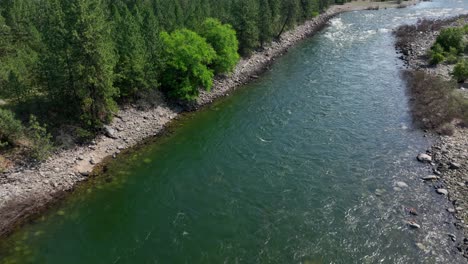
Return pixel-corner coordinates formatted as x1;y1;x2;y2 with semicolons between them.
2;1;468;263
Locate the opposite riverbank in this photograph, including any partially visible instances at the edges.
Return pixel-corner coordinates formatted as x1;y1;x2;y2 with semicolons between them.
395;14;468;259
0;0;419;238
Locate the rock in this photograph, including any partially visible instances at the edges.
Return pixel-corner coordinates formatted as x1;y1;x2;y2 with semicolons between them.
449;162;461;170
77;156;84;161
117;145;125;150
417;153;432;162
408;221;421;229
436;188;448;195
89;158;96;165
396;181;409;188
53;167;60;173
375;188;385;196
407;207;418;216
448;208;456;213
449;234;456;242
415;242;427;251
422;175;439;181
104;125;118;139
79;170;90;177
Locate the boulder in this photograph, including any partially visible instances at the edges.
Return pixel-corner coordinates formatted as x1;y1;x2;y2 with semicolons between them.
396;181;409;188
104;125;118;139
436;188;448;195
417;153;432;162
422;175;439;181
449;162;461;170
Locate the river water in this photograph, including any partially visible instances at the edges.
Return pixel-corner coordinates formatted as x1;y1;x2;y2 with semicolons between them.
2;1;468;263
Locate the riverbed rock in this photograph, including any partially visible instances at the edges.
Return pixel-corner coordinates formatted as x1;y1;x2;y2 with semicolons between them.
396;181;409;188
436;188;448;195
422;175;439;181
104;125;118;139
79;170;90;177
408;221;421;229
417;153;432;162
449;162;461;170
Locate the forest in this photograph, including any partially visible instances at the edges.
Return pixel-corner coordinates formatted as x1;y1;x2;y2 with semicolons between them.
0;0;344;162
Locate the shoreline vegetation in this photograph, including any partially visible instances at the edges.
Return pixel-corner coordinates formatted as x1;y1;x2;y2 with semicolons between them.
395;14;468;259
0;0;418;238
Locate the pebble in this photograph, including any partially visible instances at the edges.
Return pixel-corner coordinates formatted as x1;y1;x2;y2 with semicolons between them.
448;208;456;213
436;188;448;195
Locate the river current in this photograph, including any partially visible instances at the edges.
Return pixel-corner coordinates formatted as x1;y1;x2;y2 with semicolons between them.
2;1;468;263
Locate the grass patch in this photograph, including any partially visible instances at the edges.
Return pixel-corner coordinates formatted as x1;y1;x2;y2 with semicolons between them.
403;70;468;133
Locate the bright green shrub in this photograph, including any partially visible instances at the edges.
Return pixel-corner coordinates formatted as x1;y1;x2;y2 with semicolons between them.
160;29;216;100
199;18;240;74
430;52;445;65
452;59;468;82
446;47;459;64
436;27;464;53
27;115;53;161
0;109;24;148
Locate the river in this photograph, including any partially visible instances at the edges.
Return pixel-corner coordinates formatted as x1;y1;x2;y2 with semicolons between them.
2;1;468;263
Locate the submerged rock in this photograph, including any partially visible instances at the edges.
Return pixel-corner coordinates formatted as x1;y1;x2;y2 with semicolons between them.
396;181;409;188
417;153;432;162
415;242;427;251
408;221;421;229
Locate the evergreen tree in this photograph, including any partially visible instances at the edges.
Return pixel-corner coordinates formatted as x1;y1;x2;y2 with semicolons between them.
259;0;273;47
231;0;259;56
42;0;117;127
112;4;148;98
140;7;161;89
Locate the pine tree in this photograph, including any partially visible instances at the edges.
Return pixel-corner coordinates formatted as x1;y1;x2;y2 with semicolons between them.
258;0;273;47
231;0;259;56
112;4;148;98
69;0;117;127
140;7;161;89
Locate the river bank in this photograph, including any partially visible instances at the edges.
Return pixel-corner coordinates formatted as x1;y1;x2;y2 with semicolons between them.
0;1;419;238
395;14;468;259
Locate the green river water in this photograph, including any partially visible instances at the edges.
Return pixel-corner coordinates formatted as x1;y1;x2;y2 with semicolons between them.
2;1;468;263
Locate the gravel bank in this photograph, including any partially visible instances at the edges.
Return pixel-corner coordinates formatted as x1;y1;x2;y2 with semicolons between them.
0;1;419;238
396;14;468;259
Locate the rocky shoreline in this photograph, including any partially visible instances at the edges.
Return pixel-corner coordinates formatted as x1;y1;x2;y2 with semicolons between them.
395;14;468;259
0;1;419;238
